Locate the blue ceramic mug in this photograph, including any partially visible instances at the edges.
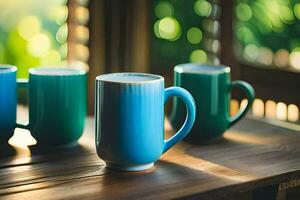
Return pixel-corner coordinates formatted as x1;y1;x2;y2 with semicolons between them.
0;65;17;143
95;73;196;171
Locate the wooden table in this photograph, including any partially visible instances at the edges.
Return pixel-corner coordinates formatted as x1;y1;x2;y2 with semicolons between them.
1;117;300;200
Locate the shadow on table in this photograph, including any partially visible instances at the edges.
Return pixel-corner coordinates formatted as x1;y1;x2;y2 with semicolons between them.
28;143;91;157
97;160;204;199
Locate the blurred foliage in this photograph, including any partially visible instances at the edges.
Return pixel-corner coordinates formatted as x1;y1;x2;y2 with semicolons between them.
151;0;221;70
151;0;300;71
0;0;68;78
234;0;300;69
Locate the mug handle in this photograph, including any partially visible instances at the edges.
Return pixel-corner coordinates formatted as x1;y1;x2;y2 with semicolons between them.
16;78;30;129
228;80;255;127
163;87;196;153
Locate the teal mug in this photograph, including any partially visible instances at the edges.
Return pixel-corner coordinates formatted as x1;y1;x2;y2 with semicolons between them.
170;63;255;141
17;68;87;146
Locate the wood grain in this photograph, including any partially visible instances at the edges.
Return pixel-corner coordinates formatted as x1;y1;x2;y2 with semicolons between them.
1;117;300;199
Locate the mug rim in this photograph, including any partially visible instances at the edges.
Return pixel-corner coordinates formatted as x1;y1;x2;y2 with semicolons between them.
0;65;17;74
96;72;164;84
174;63;231;74
29;67;86;76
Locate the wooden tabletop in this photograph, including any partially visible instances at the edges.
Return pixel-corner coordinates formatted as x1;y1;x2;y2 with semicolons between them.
1;117;300;200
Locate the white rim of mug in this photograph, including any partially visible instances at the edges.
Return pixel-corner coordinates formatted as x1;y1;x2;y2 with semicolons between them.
174;63;231;74
0;65;17;74
96;72;164;84
29;67;86;76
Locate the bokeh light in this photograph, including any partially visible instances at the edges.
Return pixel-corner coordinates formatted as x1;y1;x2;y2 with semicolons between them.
294;4;300;20
27;33;51;57
187;27;203;44
243;44;259;62
290;51;300;70
189;49;207;63
280;6;294;24
49;5;68;25
56;23;68;44
75;25;89;43
252;99;264;117
274;49;289;67
203;19;220;35
76;6;89;24
211;40;220;53
265;100;276;119
236;25;256;44
236;3;252;21
257;47;273;65
288;104;299;122
17;16;41;40
266;1;284;32
75;44;89;62
155;1;174;18
276;102;287;121
194;0;212;17
154;17;181;41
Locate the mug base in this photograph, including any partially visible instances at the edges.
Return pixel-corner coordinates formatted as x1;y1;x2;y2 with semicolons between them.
106;163;154;172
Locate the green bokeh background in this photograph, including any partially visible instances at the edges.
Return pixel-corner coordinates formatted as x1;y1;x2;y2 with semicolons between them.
0;0;68;78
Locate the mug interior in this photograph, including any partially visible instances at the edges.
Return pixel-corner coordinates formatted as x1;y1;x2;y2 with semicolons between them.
0;65;17;74
175;64;230;74
29;68;86;76
96;73;163;83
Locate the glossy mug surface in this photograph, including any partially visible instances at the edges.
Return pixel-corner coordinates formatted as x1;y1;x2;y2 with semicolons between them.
170;64;255;141
0;65;17;143
95;73;196;171
17;68;87;146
